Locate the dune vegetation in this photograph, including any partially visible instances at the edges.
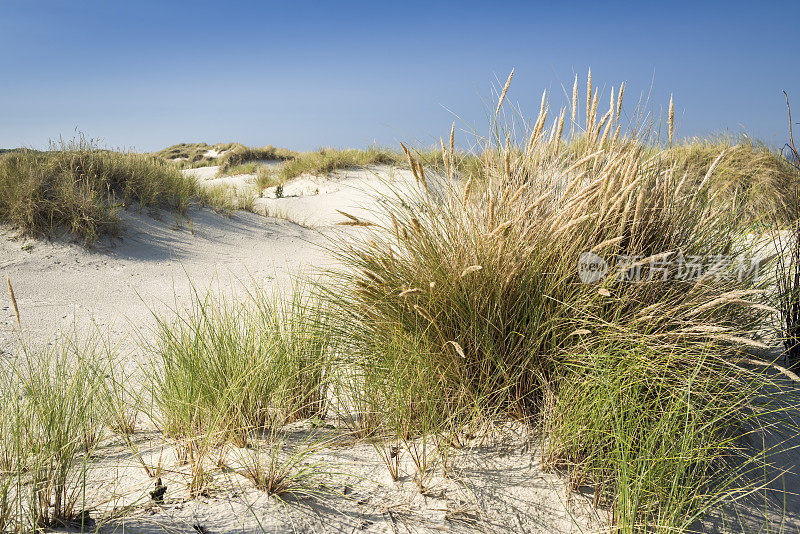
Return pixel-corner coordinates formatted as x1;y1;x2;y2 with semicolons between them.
153;142;297;173
0;137;201;244
0;137;276;243
151;142;240;168
217;145;297;174
317;74;800;529
1;73;799;532
277;146;403;181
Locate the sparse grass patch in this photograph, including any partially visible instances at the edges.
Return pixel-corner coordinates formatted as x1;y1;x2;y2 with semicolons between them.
279;147;402;181
228;424;328;501
263;204;310;227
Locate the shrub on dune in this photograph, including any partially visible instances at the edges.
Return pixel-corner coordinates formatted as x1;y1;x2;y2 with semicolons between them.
0;136;199;244
320;73;795;529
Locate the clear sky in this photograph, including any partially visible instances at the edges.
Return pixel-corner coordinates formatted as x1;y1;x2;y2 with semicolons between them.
1;0;798;152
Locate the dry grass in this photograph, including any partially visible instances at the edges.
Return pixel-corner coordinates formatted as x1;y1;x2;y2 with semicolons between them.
317;72;798;530
0;137;200;244
217;145;296;174
278;147;403;181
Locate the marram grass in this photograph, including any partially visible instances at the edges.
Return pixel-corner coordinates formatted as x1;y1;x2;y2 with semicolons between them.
0;329;110;531
0;137;200;244
316;72;800;531
144;279;333;444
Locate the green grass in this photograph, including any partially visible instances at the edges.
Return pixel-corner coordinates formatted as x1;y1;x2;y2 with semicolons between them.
141;279;334;498
145;280;333;444
278;146;403;181
0;137;201;244
0;329;110;531
217;145;297;174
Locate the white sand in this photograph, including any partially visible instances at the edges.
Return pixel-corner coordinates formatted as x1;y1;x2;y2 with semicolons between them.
1;163;798;532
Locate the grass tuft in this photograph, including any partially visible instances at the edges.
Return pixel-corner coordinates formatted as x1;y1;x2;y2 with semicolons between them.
317;74;798;530
278;147;402;181
145;279;333;444
0;136;200;244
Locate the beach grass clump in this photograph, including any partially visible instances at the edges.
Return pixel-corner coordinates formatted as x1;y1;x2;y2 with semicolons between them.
666;137;800;225
146;280;333;445
217;145;297;174
0;136;200;244
320;73;793;529
0;331;108;531
543;340;775;528
152;142;241;168
279;146;402;181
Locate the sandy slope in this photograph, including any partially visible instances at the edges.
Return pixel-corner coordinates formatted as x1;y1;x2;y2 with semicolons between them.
0;208;326;358
185;164;429;227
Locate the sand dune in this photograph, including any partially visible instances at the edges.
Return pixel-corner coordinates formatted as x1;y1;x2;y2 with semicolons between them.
2;162;798;533
0;164;609;533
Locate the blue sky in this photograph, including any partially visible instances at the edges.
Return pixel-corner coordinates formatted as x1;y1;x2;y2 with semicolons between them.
1;0;798;152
